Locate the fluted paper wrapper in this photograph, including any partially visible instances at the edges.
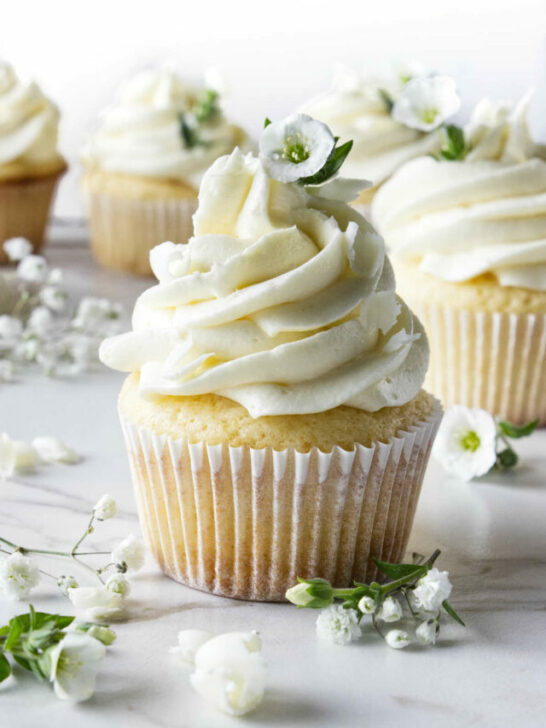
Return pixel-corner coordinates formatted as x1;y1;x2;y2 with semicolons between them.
86;192;197;275
0;172;64;265
119;402;441;601
414;302;546;425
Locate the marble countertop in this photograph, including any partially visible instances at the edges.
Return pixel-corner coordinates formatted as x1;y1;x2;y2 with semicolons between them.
1;240;545;728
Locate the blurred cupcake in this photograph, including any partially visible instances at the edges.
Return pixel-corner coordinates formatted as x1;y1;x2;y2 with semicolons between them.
373;93;546;424
82;68;249;275
0;62;66;264
100;114;441;601
301;64;460;211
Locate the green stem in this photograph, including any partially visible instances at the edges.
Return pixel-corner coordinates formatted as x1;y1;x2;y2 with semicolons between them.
332;588;358;599
71;515;95;556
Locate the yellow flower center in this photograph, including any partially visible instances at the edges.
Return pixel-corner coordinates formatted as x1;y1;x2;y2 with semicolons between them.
461;430;481;452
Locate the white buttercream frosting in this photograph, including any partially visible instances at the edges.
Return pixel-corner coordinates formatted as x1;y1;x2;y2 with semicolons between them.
372;94;546;291
82;68;249;189
0;61;62;168
100;149;428;417
301;68;441;188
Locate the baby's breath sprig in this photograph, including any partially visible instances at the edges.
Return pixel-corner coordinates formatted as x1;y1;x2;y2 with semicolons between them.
177;88;221;149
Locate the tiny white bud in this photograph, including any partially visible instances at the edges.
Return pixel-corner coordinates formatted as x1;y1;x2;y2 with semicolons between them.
385;629;411;649
58;575;79;595
93;494;118;521
378;596;403;623
357;595;377;614
3;237;33;262
416;619;439;646
111;534;145;572
106;574;130;597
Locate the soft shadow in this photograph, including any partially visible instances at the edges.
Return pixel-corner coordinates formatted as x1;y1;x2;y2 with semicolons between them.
251;690;334;725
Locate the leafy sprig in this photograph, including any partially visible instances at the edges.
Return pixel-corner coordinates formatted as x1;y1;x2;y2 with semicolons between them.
495;418;538;470
178;88;221;149
297;140;354;186
437;124;467;161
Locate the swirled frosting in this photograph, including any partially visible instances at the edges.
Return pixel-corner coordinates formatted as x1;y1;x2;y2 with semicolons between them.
0;62;62;172
100;148;428;417
82;69;249;189
372;94;546;291
301;69;441;189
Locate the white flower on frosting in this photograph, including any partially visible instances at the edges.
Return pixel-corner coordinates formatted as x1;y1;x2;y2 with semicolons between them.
392;76;460;131
0;551;40;599
16;254;48;282
111;534;145;572
93;494;118;521
378;596;403;623
0;359;15;382
412;568;452;613
67;586;125;621
384;629;410;649
3;236;32;262
259;113;335;182
40;286;67;312
316;604;362;645
105;573;130;597
357;595;377;615
170;629;213;665
432;405;497;481
32;436;79;464
416;619;439;646
48;632;105;702
0;315;23;345
190;632;266;716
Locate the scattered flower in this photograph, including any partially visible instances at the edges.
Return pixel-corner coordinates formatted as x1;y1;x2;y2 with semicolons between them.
48;632;106;702
93;494;118;521
40;286;67;312
3;237;33;262
316;604;361;645
170;629;213;665
285;578;334;609
392;76;460;131
111;534;145;572
32;436;79;465
433;405;497;481
0;551;40;599
416;619;439;646
67;586;125;621
357;595;377;614
378;596;403;623
72;297;122;335
0;315;23;345
105;574;130;597
384;629;411;650
412;568;452;613
16;254;48;283
26;306;55;336
57;575;79;595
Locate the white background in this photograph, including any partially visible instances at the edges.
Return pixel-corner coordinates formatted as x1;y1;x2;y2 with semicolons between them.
4;0;546;218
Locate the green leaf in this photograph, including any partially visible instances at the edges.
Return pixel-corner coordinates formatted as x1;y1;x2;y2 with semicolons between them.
498;419;539;439
264;117;272;128
0;652;11;682
379;89;394;113
12;654;32;672
298;140;353;186
373;558;425;581
439;124;466;161
178;113;200;149
193;89;220;124
442;599;465;626
5;617;24;651
496;447;518;469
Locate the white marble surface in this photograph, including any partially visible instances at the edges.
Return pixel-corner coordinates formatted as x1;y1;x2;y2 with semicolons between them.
1;241;545;728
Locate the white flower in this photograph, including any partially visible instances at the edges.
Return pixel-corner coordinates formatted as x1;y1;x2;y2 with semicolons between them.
378;596;403;623
408;590;439;620
57;575;79;595
0;359;15;382
26;307;55;337
190;632;266;717
16;254;48;282
47;268;63;285
111;534;145;572
0;315;23;345
392;76;460;131
67;586;125;621
72;297;123;334
3;237;32;262
48;632;105;702
384;629;410;649
259;113;335;182
40;286;67;312
412;568;453;613
0;432;17;479
170;629;212;665
15;338;39;362
13;439;38;471
93;494;118;521
357;595;377;615
32;436;79;464
396;58;429;85
0;551;40;599
316;604;361;645
416;619;439;646
432;405;497;481
106;574;130;597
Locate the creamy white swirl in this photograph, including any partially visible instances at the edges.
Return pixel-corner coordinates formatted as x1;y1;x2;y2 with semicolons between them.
0;61;62;170
301;69;441;189
99;149;428;417
82;68;249;189
372;94;546;291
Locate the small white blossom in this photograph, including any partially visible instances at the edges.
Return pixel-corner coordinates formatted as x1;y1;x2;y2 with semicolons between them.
12;440;38;471
412;568;452;613
14;338;39;362
357;595;377;615
106;574;130;597
72;297;122;334
316;604;362;645
408;590;439;620
0;432;17;479
191;632;266;717
67;586;125;621
3;237;33;262
32;436;79;464
0;315;23;345
16;254;48;282
57;575;79;595
0;551;40;599
378;596;403;623
48;632;105;702
392;76;460;131
433;405;497;481
0;359;15;382
259;113;335;182
111;534;145;572
26;307;55;337
384;629;410;649
416;619;439;646
170;629;212;665
396;58;429;85
40;286;67;312
47;268;63;285
93;494;118;521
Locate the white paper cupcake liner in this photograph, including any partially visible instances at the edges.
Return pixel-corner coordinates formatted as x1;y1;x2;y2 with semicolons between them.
413;302;546;425
119;400;442;601
85;192;197;275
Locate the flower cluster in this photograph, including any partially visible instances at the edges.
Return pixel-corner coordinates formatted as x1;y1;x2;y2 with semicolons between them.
0;605;115;702
0;432;79;480
433;405;538;481
286;550;463;650
178;87;221;149
171;630;266;717
0;238;124;381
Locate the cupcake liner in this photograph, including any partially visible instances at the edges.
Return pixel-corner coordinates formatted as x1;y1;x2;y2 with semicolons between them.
85;191;197;275
413;302;546;425
0;171;65;265
119;400;442;601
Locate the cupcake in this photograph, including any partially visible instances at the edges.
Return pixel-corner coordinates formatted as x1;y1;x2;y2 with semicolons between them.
82;68;249;275
372;94;546;424
0;62;66;264
100;114;441;601
301;66;460;211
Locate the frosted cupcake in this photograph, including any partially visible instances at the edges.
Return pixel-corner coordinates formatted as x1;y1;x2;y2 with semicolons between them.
0;62;66;264
100;114;441;601
301;66;460;210
373;94;546;424
82;68;249;275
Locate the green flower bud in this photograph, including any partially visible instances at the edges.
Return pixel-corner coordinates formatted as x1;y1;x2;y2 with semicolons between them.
285;578;334;608
77;622;116;646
